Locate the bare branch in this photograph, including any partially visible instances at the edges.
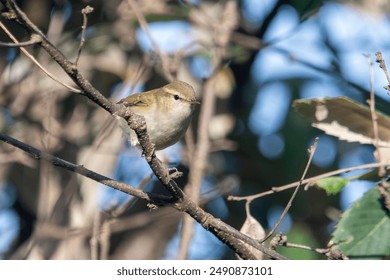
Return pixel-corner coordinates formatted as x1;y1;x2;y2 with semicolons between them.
1;0;183;198
126;0;174;81
75;5;94;66
375;51;390;93
365;54;385;177
229;162;390;201
0;22;82;93
0;35;40;47
0;131;170;205
260;137;318;243
270;234;349;260
0;131;287;260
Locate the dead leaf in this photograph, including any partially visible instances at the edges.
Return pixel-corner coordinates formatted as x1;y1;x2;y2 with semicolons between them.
293;97;390;161
236;213;265;260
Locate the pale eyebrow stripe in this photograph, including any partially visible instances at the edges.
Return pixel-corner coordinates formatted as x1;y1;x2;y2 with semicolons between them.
164;88;180;95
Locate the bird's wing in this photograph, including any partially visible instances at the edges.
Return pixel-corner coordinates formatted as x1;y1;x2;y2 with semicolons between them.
118;93;149;107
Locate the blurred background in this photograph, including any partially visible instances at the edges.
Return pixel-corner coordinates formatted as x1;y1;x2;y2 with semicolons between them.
0;0;389;259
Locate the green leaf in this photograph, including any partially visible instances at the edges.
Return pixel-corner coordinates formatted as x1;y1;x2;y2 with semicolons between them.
315;176;349;195
330;187;390;259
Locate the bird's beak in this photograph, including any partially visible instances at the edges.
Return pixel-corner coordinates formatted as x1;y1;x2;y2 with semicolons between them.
189;99;200;105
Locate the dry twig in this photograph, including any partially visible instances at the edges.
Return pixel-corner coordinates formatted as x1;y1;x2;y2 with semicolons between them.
0;22;81;93
228;162;389;201
260;137;318;243
75;5;94;66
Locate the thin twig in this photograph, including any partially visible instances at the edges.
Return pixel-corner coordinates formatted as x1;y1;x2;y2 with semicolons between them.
126;0;173;81
108;173;154;218
99;217;111;260
75;5;94;66
375;51;390;93
366;54;385;176
0;36;40;47
90;211;101;260
0;22;82;93
270;234;348;260
229;162;389;201
260;137;319;243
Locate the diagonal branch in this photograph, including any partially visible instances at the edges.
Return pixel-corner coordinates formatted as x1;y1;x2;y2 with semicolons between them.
1;0;182;198
0;132;171;206
0;22;81;93
0;131;287;260
0;0;287;259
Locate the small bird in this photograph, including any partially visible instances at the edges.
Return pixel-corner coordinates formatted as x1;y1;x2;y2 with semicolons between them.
118;80;199;150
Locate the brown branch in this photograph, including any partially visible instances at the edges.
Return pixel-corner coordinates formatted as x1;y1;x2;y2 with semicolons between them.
75;5;94;66
0;35;40;47
177;197;287;259
90;212;101;260
1;0;182;198
109;173;154;218
0;22;81;93
270;234;348;260
0;0;288;260
0;131;287;260
0;131;171;205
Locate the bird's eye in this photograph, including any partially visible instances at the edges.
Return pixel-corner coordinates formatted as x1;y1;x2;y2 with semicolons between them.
173;95;180;100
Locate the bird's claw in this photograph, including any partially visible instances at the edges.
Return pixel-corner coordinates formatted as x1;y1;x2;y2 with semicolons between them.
168;167;183;179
